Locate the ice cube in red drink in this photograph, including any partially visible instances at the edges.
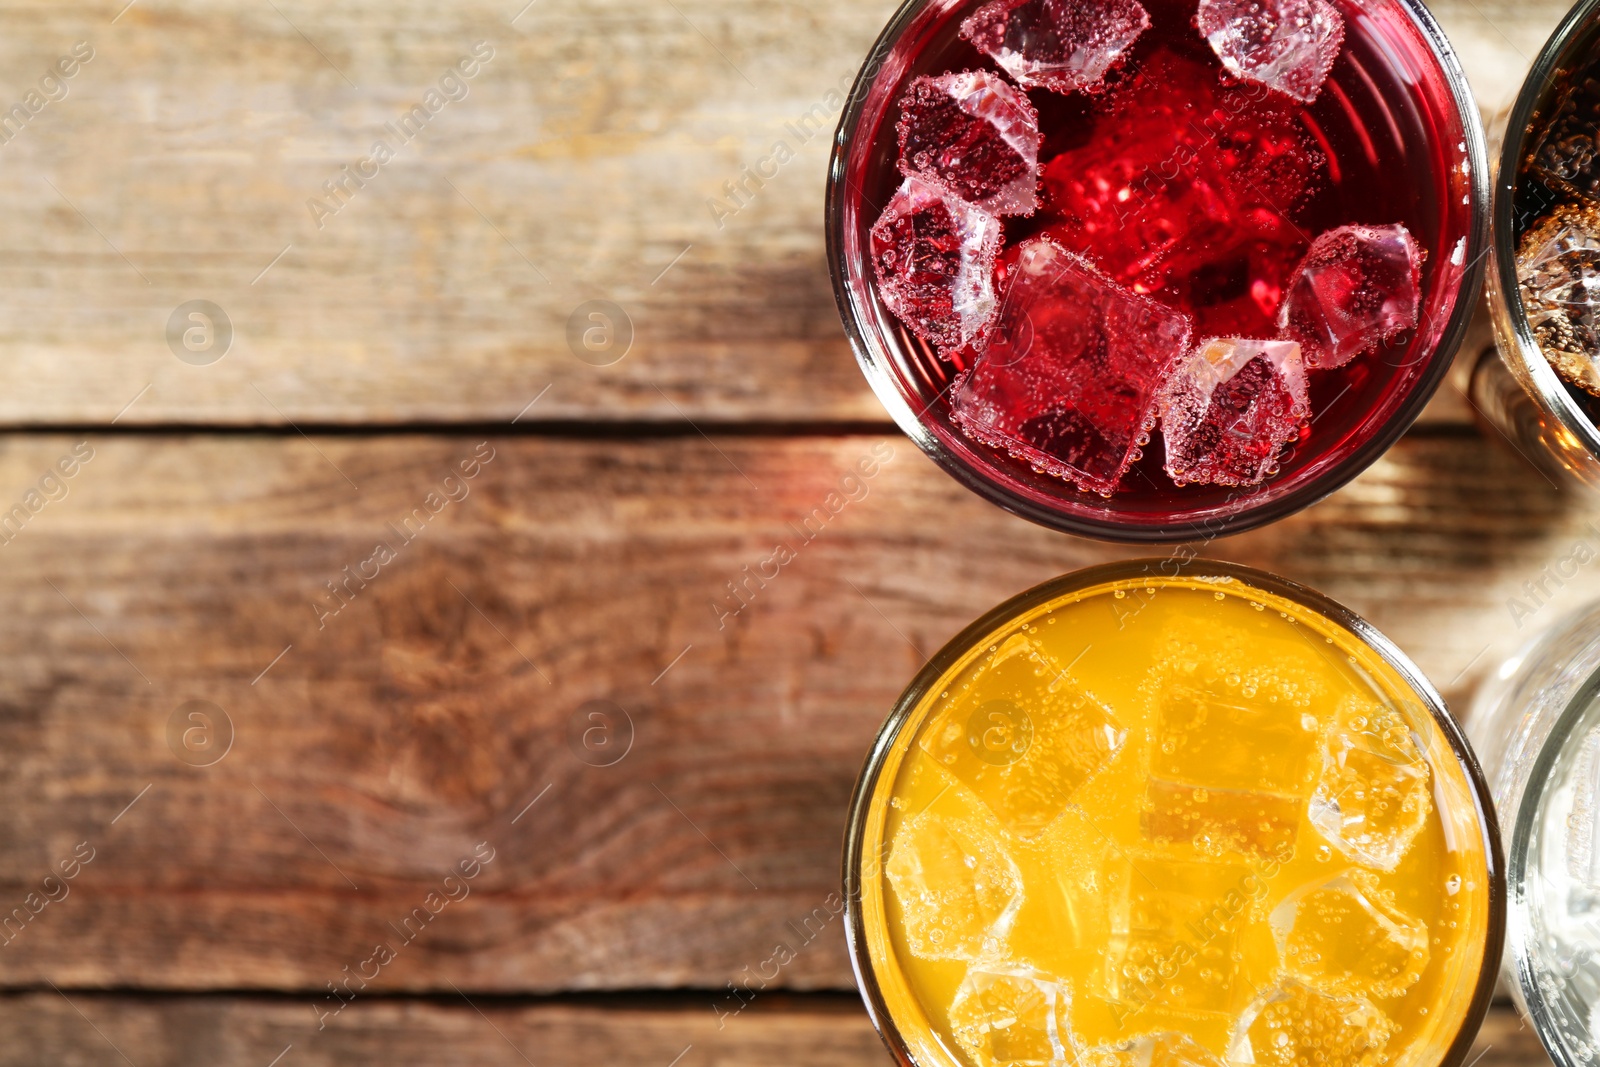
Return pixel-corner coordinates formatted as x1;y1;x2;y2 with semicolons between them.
952;237;1194;495
1278;223;1423;369
1198;0;1344;105
1039;122;1237;287
897;71;1041;216
1174;239;1308;338
1158;338;1309;486
1213;80;1326;216
870;178;1004;355
959;0;1150;96
1038;48;1319;334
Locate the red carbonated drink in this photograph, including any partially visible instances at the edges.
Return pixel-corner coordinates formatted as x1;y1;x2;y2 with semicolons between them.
829;0;1483;539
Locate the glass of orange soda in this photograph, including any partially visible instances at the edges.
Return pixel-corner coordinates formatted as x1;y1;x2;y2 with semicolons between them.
844;561;1503;1067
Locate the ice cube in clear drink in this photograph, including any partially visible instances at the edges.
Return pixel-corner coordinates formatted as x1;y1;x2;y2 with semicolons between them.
1567;725;1600;890
1308;696;1432;871
1157;338;1308;487
952;237;1193;496
898;71;1041;216
871;177;1003;356
960;0;1150;96
1197;0;1344;105
1269;869;1430;999
1278;223;1423;369
886;810;1023;960
949;965;1079;1067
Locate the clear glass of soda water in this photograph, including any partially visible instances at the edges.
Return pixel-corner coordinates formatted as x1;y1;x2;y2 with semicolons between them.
1468;599;1600;1067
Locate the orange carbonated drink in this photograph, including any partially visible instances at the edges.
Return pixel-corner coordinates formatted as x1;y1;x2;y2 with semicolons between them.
844;562;1501;1067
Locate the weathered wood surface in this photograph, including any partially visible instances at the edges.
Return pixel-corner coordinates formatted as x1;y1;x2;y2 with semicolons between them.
0;995;1548;1067
0;0;1555;426
0;0;1582;1061
0;428;1586;991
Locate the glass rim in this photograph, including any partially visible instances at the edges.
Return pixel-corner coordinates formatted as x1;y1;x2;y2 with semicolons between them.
840;557;1507;1067
824;0;1491;544
1489;0;1600;462
1505;653;1600;1067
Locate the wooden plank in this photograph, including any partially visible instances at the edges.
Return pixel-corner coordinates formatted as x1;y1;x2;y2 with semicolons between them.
0;0;1554;426
0;992;886;1066
0;995;1547;1067
0;0;894;426
0;429;1586;990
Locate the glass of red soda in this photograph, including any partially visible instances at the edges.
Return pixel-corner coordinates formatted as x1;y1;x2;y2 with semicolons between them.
827;0;1485;541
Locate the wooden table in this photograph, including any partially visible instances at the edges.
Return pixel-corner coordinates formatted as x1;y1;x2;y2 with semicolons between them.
0;0;1578;1062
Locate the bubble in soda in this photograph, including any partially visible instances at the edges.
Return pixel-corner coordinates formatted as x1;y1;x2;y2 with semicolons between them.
1229;979;1397;1067
1527;73;1600;201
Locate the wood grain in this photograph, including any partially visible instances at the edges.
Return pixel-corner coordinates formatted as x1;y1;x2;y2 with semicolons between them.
0;0;1552;426
0;0;893;426
0;995;1548;1067
0;992;885;1066
0;428;1585;991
